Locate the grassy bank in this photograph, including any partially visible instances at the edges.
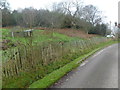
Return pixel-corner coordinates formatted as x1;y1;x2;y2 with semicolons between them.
3;40;117;88
2;28;117;88
29;40;117;88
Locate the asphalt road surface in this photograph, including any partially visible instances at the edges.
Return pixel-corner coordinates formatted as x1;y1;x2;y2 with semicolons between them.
51;44;118;88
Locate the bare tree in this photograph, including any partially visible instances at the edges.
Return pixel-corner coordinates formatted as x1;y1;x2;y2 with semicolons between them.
0;0;9;9
52;0;84;28
52;0;83;16
22;7;37;28
82;5;102;26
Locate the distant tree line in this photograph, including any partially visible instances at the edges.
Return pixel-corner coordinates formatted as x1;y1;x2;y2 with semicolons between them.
0;0;108;36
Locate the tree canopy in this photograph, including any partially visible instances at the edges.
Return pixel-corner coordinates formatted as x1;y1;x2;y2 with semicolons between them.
0;0;108;36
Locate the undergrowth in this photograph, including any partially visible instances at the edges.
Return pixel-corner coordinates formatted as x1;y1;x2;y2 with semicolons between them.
2;40;117;88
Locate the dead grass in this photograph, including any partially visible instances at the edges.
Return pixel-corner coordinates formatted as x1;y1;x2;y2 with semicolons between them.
54;29;98;39
35;28;98;39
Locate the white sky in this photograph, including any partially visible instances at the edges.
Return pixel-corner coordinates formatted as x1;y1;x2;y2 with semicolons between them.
7;0;119;26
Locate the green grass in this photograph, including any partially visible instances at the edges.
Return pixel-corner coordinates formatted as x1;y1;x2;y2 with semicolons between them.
52;32;82;41
29;40;117;88
1;28;82;45
32;31;83;44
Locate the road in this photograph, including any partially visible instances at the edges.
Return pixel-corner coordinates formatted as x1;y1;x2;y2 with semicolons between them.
51;44;118;88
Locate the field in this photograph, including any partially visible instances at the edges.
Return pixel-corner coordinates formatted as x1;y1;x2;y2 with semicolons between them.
1;27;112;88
1;28;83;48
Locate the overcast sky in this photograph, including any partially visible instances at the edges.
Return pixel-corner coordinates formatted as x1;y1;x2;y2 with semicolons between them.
7;0;119;26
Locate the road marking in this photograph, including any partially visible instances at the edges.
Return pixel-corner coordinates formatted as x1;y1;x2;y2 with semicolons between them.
92;49;104;58
66;79;69;81
80;61;88;67
80;63;86;67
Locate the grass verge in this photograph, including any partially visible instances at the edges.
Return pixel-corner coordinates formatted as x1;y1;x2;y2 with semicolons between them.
29;40;118;88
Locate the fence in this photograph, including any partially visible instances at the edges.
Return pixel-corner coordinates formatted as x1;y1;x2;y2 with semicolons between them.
2;37;109;78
